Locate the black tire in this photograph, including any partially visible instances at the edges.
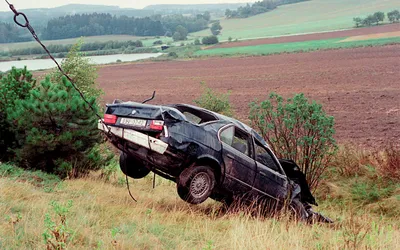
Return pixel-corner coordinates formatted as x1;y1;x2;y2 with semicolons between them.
177;165;216;204
119;152;151;179
289;198;308;221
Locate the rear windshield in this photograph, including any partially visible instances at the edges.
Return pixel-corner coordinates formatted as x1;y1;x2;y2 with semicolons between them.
173;105;218;124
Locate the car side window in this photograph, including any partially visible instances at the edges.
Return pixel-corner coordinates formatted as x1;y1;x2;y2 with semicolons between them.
220;126;234;146
220;126;252;157
254;139;281;173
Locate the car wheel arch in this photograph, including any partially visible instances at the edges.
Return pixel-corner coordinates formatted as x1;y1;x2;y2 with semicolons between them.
191;156;223;184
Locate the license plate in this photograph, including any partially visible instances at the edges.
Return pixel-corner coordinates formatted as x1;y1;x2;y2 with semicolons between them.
120;118;147;127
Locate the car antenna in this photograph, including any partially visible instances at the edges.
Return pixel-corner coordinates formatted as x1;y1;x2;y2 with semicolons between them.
142;91;156;104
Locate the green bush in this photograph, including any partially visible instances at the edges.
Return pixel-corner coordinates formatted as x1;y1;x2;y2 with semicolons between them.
0;67;36;159
51;41;102;100
168;52;178;58
202;35;219;45
43;200;74;249
249;93;337;190
193;82;233;116
7;77;103;178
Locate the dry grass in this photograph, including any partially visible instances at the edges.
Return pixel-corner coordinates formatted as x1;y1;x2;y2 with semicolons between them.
0;166;399;249
330;144;400;179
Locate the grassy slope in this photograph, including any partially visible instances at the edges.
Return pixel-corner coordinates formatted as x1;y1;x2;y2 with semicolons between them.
192;0;400;41
195;36;400;56
0;162;399;249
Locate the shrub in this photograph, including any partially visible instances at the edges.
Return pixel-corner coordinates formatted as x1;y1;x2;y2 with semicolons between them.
153;40;163;45
330;145;370;177
193;82;233;116
249;93;337;190
51;41;102;100
7;77;102;178
0;67;36;159
202;35;219;45
194;38;201;45
43;200;74;249
168;52;178;58
134;40;143;47
372;144;400;180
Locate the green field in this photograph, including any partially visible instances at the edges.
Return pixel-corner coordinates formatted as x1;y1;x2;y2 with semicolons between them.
0;35;188;54
192;0;400;41
195;36;400;56
0;35;146;51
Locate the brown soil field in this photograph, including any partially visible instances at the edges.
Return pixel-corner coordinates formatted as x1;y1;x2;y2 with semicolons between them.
98;45;400;148
212;23;400;49
339;31;400;42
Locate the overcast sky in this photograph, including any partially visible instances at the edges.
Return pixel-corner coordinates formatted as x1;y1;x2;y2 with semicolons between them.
1;0;250;12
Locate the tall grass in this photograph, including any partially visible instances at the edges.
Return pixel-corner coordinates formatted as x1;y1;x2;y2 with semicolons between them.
0;145;399;249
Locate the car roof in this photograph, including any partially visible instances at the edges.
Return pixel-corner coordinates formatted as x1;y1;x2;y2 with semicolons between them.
171;103;253;133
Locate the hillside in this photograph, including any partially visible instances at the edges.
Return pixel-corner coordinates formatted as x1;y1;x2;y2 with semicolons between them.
1;158;399;249
0;4;153;27
192;0;400;40
144;3;247;10
144;3;247;14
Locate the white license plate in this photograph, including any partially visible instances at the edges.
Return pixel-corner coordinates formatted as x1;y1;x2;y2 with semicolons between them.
120;118;147;127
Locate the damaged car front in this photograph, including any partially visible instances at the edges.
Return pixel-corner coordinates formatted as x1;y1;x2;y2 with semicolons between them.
99;100;332;222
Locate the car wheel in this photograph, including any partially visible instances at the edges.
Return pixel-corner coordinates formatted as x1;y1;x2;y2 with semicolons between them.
177;165;215;204
119;152;151;179
289;198;308;221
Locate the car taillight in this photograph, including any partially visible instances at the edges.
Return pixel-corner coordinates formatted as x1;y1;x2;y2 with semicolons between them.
150;120;164;131
104;114;117;124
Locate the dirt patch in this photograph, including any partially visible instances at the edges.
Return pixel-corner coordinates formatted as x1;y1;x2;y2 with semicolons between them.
98;45;400;148
339;31;400;42
212;23;400;49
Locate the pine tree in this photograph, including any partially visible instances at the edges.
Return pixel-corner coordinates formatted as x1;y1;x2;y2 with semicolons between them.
8;77;102;177
0;67;36;159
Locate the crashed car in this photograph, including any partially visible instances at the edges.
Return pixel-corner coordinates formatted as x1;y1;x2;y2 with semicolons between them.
99;99;331;222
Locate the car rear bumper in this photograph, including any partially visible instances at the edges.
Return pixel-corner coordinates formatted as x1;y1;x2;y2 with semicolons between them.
98;121;168;154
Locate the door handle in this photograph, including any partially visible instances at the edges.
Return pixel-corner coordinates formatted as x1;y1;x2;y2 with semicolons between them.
259;171;267;177
226;154;234;159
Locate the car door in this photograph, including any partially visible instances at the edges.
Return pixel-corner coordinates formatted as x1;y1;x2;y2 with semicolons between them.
252;138;288;200
219;125;256;194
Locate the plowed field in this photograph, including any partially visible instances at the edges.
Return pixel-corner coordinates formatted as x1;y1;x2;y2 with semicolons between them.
98;45;400;148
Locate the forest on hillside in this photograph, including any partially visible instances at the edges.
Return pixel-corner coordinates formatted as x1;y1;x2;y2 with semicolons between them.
0;12;211;42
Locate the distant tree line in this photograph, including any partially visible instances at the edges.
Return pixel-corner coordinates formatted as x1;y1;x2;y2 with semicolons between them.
43;13;210;40
0;22;32;43
0;12;211;43
225;0;307;19
353;10;400;28
0;40;144;57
